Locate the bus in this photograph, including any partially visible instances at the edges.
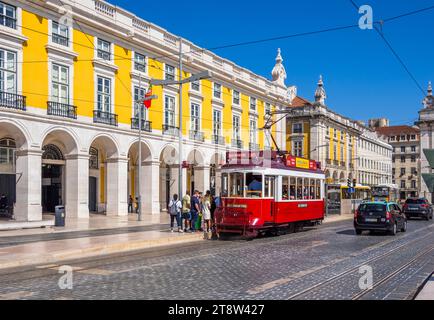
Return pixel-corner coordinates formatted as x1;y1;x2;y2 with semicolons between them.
371;184;399;203
215;151;325;238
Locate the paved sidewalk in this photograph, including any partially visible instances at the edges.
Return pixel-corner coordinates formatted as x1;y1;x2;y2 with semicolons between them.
415;274;434;300
323;213;353;224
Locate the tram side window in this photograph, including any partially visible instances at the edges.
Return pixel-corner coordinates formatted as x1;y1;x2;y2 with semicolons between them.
303;178;310;200
221;173;229;197
297;178;303;200
290;177;296;200
309;179;315;200
282;176;289;200
264;176;275;198
316;181;321;199
230;173;244;197
246;173;262;198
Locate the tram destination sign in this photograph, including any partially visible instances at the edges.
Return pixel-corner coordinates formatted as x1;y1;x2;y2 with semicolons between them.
286;155;318;171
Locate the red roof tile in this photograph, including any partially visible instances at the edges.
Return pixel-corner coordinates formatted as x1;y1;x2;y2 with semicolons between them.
288;96;311;108
375;125;420;136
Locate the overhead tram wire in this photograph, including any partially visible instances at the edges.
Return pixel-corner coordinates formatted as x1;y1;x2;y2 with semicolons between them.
11;3;434;67
348;0;427;96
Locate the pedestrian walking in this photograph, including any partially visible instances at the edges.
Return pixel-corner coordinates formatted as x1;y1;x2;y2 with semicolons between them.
168;194;182;233
128;195;133;214
182;191;191;232
135;197;139;214
202;191;212;234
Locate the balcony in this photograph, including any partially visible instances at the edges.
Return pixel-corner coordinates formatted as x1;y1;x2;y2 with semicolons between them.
212;135;225;146
52;33;69;47
0;91;26;111
249;143;260;151
93;110;118;126
162;124;179;136
232;139;243;149
47;101;77;119
189;131;205;142
131;118;152;132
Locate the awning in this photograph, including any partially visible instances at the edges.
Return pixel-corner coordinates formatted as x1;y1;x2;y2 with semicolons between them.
422;173;434;193
423;149;434;168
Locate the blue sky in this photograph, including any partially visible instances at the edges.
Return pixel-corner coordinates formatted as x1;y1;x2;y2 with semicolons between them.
109;0;434;126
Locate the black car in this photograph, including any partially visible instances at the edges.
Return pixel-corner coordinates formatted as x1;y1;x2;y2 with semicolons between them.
354;201;407;236
403;198;434;221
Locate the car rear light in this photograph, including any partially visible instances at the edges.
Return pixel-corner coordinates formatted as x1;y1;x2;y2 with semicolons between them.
421;204;429;208
403;204;408;210
354;210;359;218
386;211;391;220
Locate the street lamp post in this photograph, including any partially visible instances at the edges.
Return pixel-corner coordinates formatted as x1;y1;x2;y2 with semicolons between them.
136;76;158;222
150;61;212;200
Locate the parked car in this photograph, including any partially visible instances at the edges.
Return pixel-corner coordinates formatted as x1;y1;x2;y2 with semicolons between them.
402;198;433;221
354;201;407;236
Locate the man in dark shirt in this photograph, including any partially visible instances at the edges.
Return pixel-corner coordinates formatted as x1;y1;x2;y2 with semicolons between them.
190;190;201;232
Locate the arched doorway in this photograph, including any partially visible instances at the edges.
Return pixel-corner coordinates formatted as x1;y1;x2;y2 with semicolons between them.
41;144;65;213
186;149;205;194
88;135;121;215
159;145;178;211
41;129;79;214
0;138;17;211
332;171;338;184
127;140;152;214
210;152;226;196
339;172;345;183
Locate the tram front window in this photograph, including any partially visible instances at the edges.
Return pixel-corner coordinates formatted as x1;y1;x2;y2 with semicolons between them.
229;172;244;197
246;173;262;198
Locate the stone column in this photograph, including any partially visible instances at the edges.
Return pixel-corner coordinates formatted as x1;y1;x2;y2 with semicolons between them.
15;149;42;222
106;157;128;216
65;154;89;219
195;166;211;193
142;160;160;215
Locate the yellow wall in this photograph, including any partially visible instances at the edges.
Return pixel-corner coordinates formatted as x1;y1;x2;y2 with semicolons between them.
303;122;310;158
114;45;132;124
73;30;94;118
19;9;273;148
22;10;48;109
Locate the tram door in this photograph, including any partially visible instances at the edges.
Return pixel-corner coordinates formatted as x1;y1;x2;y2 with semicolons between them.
264;176;276;222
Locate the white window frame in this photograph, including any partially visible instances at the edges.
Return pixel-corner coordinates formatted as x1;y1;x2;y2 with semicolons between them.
133;85;148;121
0;47;16;93
0;1;16;30
164;94;176;127
233;90;240;105
249;118;258;145
293;123;303;134
250;97;257;111
191;79;200;92
293;140;303;158
213;109;222;137
50;63;70;104
96;75;112;113
233;114;241;141
213;83;222;100
164;64;175;81
133;52;147;74
50;20;70;48
96;38;112;61
190;102;201;132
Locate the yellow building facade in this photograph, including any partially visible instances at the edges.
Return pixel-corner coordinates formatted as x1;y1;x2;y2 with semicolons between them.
0;0;291;222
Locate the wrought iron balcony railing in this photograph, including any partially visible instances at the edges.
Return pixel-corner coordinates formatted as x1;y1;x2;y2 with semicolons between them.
212;135;225;146
47;101;77;119
232;139;243;149
131;118;152;132
189;131;205;142
0;91;26;111
162;124;179;136
52;33;69;47
93;110;118;126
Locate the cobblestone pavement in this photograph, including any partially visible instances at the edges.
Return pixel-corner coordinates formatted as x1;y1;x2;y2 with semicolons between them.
0;218;433;300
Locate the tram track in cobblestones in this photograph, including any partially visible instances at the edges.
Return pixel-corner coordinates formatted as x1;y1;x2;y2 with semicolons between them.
351;245;434;300
0;220;350;281
286;224;434;300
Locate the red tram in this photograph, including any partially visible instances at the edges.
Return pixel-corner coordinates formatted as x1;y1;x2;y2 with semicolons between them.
215;151;325;238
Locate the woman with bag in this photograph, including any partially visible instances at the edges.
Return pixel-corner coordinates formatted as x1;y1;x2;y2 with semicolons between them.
202;191;212;234
168;194;183;233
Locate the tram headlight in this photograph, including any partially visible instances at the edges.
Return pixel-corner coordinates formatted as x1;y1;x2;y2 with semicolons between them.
251;218;260;226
